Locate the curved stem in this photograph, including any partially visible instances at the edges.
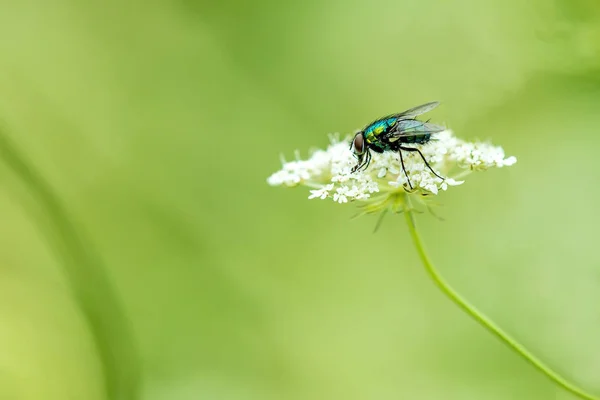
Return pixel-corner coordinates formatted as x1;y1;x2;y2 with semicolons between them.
403;207;599;400
0;131;140;400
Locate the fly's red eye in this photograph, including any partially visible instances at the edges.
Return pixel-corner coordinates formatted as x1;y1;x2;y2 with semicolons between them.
353;133;365;155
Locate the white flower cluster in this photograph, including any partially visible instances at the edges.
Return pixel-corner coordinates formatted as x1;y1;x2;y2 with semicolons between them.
267;130;516;203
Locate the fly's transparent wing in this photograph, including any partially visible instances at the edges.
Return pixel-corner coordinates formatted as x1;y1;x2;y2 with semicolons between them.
392;101;440;120
390;120;446;138
362;102;442;134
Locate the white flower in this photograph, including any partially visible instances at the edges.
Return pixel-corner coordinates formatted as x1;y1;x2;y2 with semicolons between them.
308;184;334;200
267;130;516;204
333;187;349;203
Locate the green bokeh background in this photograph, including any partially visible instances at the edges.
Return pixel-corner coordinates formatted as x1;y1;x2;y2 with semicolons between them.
0;1;600;399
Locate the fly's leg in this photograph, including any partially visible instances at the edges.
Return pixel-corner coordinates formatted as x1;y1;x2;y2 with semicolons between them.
363;150;372;171
399;146;444;180
351;150;372;173
351;155;366;173
398;149;413;190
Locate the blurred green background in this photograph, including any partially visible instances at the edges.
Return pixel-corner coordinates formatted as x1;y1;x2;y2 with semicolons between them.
0;0;599;399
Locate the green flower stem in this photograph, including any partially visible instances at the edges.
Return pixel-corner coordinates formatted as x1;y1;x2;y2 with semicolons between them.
0;131;140;400
403;206;598;400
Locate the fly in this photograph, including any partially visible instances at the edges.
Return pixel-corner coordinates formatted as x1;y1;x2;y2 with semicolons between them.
350;101;445;189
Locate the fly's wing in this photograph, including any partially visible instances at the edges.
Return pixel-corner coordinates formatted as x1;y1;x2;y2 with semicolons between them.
390;119;446;138
362;102;440;131
391;101;440;120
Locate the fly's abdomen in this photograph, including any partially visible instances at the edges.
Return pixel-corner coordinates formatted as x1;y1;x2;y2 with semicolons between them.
401;133;431;144
396;119;443;144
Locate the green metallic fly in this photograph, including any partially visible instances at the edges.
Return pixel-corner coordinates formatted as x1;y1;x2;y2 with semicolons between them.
350;101;445;189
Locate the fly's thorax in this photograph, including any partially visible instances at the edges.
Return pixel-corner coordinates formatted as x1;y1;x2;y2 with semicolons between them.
364;130;377;144
364;119;396;144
